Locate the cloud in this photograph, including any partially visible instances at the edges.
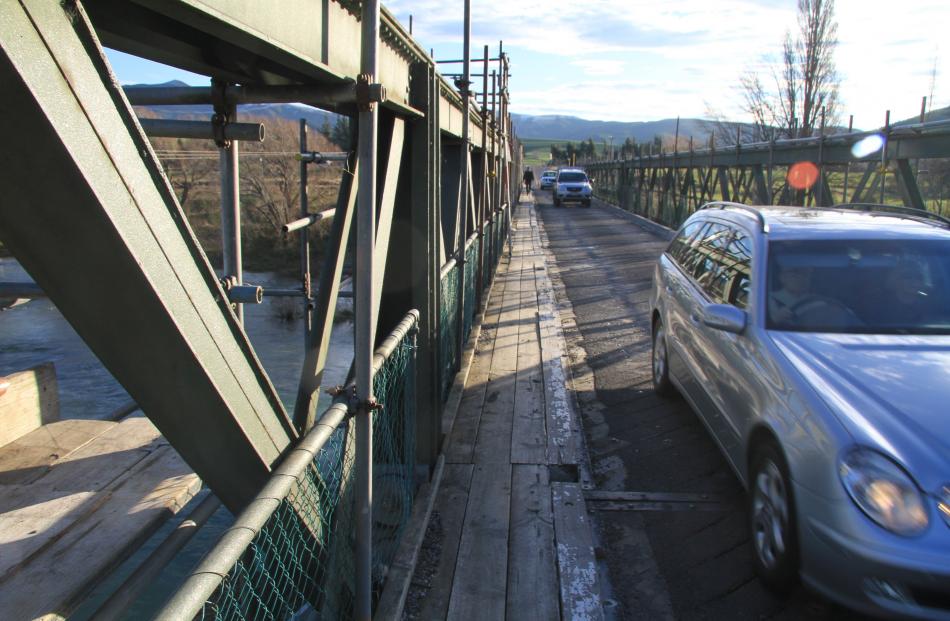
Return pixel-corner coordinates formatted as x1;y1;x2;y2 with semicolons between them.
387;0;950;126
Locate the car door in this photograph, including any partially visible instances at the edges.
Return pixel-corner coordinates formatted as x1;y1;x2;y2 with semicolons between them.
689;226;755;466
664;221;727;421
673;221;742;452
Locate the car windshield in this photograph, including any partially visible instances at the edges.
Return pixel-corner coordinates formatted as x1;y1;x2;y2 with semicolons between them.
542;171;556;178
558;172;587;183
767;239;950;334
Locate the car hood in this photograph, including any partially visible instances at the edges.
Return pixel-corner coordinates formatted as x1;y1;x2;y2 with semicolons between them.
770;331;950;490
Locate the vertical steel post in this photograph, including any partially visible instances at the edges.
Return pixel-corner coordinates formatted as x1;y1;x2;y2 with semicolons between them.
816;107;826;206
299;119;312;342
476;44;489;306
491;70;500;262
880;110;890;204
843;115;853;203
672;117;680;211
220;102;243;323
455;0;471;367
356;1;380;618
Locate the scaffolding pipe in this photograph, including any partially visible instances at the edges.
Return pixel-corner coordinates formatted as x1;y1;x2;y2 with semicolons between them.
455;0;472;368
283;209;336;234
356;0;380;618
297;151;350;164
91;492;222;621
219;100;243;323
299;119;313;344
124;82;385;107
138;118;264;142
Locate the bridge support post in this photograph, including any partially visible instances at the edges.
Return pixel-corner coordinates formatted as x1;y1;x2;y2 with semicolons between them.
355;0;380;618
0;0;295;512
410;60;441;474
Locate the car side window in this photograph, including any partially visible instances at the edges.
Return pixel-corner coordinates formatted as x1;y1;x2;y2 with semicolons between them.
690;223;733;293
668;221;706;266
710;230;753;309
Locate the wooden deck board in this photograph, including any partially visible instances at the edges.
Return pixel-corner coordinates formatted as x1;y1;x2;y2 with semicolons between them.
444;264;507;463
510;221;549;465
411;200;603;621
446;462;512;621
413;463;474;620
552;482;604;621
0;415;201;619
507;464;559;620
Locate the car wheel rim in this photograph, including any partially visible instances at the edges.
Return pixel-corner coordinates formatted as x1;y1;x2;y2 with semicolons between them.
752;459;788;570
653;325;667;383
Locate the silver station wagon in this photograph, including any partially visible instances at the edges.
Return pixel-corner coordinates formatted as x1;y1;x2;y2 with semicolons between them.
650;202;950;619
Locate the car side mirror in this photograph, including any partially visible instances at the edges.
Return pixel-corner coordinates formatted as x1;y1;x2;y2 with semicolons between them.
703;304;747;334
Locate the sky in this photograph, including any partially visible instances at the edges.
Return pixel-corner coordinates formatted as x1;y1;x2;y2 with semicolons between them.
105;0;949;131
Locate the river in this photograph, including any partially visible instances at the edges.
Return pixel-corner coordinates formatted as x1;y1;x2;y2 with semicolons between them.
0;257;354;618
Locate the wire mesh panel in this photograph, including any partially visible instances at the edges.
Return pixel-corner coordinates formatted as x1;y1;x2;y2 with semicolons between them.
463;239;478;342
438;265;460;402
162;314;419;621
369;328;416;603
199;426;357;621
482;225;493;290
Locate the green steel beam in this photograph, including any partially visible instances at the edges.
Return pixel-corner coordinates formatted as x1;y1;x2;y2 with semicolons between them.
0;0;295;511
409;60;441;470
83;0;490;143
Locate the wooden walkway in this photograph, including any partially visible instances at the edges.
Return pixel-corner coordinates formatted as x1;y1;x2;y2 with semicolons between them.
402;197;604;621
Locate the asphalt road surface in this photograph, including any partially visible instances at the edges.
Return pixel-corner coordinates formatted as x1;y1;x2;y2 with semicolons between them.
534;190;869;621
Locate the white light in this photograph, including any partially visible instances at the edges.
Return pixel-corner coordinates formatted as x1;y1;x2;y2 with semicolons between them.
851;134;885;158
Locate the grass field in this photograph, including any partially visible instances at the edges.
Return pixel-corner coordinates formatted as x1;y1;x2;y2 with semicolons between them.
520;138;559;166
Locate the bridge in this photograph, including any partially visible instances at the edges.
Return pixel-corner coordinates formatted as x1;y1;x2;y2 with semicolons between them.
2;2;950;620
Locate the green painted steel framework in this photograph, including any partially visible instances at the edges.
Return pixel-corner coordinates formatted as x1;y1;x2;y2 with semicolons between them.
0;2;521;615
585;121;950;230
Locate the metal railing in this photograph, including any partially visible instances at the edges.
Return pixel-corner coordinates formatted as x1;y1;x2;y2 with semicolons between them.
156;311;419;621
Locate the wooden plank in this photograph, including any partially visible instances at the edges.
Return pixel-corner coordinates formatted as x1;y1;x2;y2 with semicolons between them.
413;463;474;620
0;363;59;448
510;211;548;465
0;444;200;619
0;416;165;579
534;211;582;467
0;418;113;486
507;465;559;620
444;267;507;463
552;483;604;621
446;462;512;621
470;258;522;464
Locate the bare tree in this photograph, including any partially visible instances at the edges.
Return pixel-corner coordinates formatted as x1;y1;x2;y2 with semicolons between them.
743;0;840;140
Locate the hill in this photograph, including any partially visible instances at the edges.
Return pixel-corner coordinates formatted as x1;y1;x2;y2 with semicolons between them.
126;80;337;131
511;113;714;143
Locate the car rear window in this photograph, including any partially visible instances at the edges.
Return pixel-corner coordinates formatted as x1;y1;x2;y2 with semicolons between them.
557;172;587;183
767;239;950;334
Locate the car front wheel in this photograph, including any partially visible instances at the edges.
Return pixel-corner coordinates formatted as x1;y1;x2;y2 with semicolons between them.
651;319;674;397
750;442;799;592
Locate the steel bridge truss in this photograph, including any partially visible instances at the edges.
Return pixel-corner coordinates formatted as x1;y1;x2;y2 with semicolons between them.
586;121;950;229
1;0;519;514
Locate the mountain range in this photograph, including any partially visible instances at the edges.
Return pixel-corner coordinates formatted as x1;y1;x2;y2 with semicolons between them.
128;81;948;144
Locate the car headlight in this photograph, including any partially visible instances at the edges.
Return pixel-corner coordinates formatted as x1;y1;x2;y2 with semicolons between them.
939;486;950;529
839;448;929;536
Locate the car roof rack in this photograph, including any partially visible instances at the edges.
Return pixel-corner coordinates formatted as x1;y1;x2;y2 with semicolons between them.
829;203;950;229
698;201;769;233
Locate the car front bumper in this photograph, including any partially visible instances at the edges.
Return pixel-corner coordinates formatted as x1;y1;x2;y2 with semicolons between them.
555;192;591;202
796;483;950;619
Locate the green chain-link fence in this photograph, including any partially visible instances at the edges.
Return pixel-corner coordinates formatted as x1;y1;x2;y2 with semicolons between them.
438;262;460;403
157;312;419;621
463;237;478;343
